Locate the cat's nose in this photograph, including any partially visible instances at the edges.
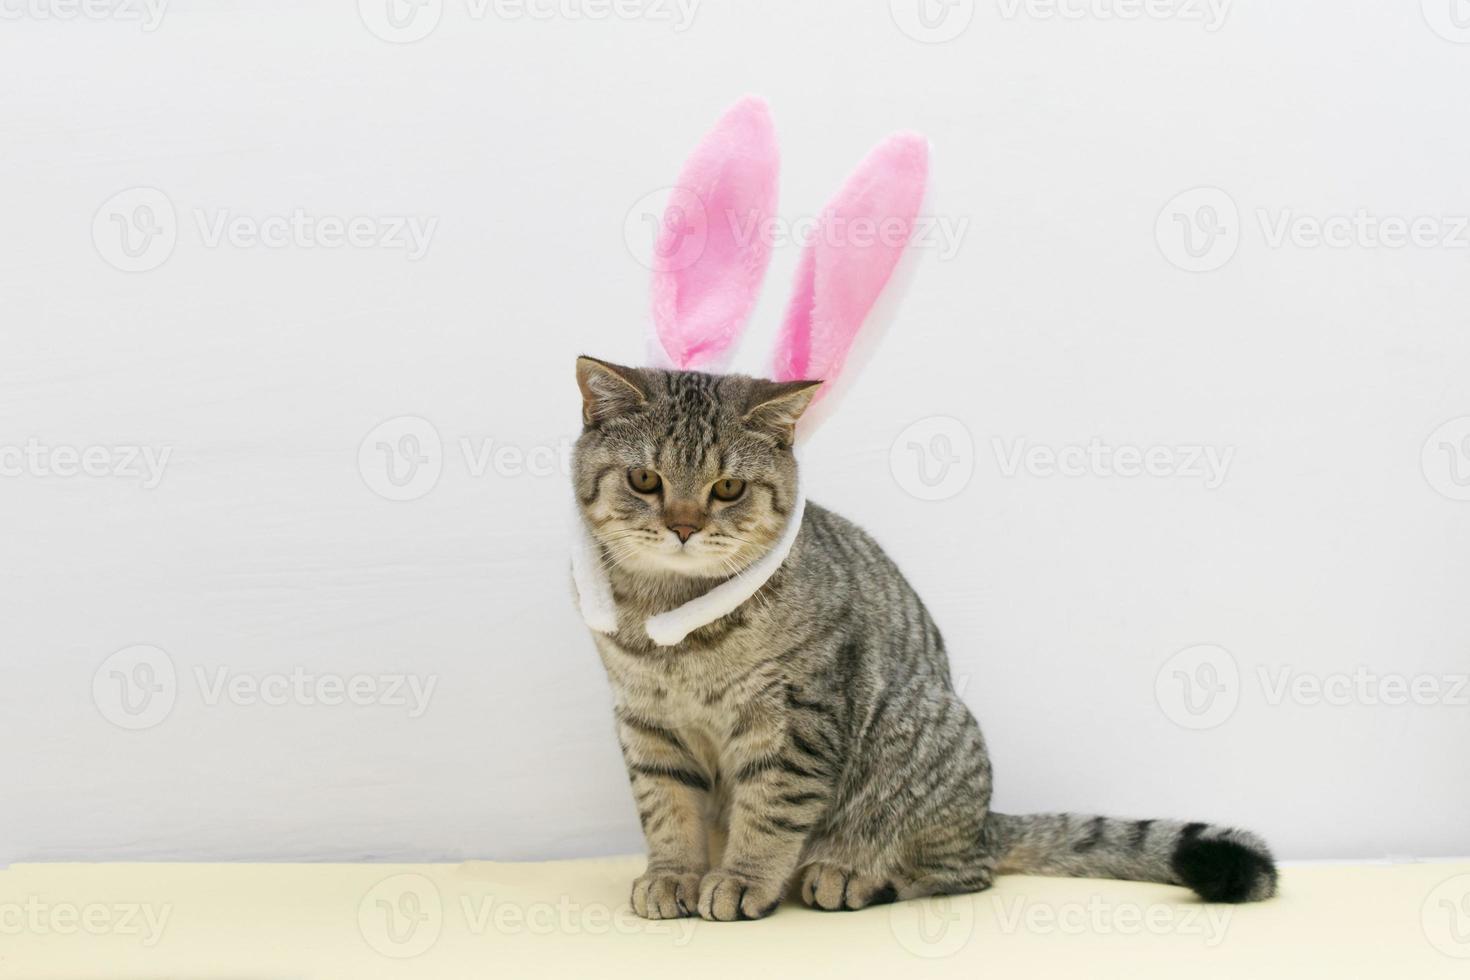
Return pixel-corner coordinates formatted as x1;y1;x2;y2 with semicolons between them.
668;523;700;544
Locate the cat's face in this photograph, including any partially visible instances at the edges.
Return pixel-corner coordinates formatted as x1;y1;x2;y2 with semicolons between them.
572;357;819;579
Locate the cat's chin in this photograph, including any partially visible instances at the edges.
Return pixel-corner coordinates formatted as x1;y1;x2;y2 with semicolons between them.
613;546;749;581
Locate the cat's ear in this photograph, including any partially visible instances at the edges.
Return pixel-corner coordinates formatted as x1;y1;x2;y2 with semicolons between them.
577;356;648;426
769;131;929;433
648;96;780;373
743;379;822;447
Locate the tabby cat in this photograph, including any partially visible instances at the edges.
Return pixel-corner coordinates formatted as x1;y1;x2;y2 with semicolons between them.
573;355;1277;922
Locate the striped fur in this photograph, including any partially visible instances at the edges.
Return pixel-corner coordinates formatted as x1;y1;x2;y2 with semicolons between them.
573;359;1278;921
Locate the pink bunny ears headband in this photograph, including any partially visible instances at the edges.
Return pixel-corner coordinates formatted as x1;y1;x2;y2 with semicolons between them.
574;96;930;646
647;95;930;430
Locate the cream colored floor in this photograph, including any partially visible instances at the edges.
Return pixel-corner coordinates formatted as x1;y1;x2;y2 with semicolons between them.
3;856;1468;978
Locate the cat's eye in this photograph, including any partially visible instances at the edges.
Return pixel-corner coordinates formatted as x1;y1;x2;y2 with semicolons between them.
627;468;662;494
711;478;746;502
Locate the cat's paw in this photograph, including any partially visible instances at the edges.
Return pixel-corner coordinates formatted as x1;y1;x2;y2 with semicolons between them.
798;863;898;911
696;869;782;921
630;869;702;919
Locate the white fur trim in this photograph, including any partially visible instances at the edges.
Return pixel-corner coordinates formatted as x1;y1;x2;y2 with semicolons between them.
570;503;619;634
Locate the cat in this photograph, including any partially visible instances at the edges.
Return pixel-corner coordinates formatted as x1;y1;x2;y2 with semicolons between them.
573;355;1277;922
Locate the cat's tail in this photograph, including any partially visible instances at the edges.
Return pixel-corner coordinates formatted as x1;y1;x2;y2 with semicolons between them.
986;811;1278;903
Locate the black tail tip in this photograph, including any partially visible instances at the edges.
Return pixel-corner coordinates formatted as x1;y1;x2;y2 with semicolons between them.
1172;835;1278;903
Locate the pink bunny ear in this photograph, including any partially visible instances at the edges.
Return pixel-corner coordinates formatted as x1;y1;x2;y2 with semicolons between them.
770;132;929;417
649;97;780;372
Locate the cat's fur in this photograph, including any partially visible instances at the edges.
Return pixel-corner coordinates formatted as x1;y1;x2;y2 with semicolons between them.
573;356;1277;921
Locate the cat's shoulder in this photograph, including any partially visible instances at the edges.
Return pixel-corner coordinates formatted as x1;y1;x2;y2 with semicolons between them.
800;500;885;555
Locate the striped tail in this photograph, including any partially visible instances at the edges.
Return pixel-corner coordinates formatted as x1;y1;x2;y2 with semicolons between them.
988;812;1278;903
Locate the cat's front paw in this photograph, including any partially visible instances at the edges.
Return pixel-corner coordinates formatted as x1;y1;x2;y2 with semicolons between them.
630;869;702;919
696;869;782;921
798;863;898;911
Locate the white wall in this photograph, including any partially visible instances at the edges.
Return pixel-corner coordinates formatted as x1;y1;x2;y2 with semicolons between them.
2;0;1467;864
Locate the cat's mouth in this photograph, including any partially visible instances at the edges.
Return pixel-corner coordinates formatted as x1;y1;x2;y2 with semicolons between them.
602;526;749;579
646;538;726;576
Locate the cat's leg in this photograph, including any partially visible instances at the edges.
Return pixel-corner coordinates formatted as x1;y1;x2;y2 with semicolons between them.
891;809;1001;900
698;715;835;921
796;722;998;911
617;708;711;920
